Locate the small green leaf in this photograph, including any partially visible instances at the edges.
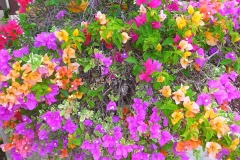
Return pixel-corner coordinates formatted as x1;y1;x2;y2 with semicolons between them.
125;57;138;64
84;64;91;73
162;38;174;46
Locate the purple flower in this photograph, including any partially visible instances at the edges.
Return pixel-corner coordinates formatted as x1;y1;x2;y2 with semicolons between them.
196;93;211;106
0;49;11;62
137;122;148;133
152;153;165;160
234;113;240;122
195;58;207;67
101;57;112;67
121;51;128;59
13;46;29;58
228;71;238;82
41;111;62;131
230;124;240;134
159;130;172;146
112;116;120;123
225;52;236;61
213;89;228;104
0;106;14;121
0;63;10;75
38;129;49;140
62;118;77;134
163;117;168;127
25;94;38;110
34;32;57;50
94;124;105;134
106;101;116;111
101;67;109;75
83;119;93;127
56;10;66;20
94;52;104;59
150;108;160;123
150;123;161;139
114;52;124;63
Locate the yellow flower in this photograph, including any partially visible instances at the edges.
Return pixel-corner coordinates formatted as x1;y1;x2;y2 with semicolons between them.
183;96;200;118
210;117;230;138
192;11;204;26
183;52;191;58
180;58;193;69
159;86;171;98
229;138;239;151
121;32;131;44
62;46;76;64
204;107;217;119
180;84;189;94
176;16;186;29
206;142;221;160
157;76;165;83
12;61;21;71
106;30;113;39
156;43;162;52
74;92;84;99
55;30;69;42
73;29;79;37
171;110;184;125
172;89;185;104
188;5;194;14
185;30;192;38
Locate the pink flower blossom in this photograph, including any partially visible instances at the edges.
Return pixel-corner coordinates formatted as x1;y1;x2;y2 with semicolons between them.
147;0;161;8
151;21;162;29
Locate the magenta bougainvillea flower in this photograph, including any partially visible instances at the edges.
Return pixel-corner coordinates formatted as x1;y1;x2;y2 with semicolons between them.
151;21;162;29
147;0;161;8
56;10;66;20
225;52;236;61
41;111;62;131
136;0;146;5
13;46;29;58
106;101;116;110
62;118;77;134
135;14;147;27
34;32;57;50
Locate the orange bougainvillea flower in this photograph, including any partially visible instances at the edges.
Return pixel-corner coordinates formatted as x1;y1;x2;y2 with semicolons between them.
210;116;230;138
180;58;193;69
176;141;185;152
206;142;221;159
171;109;184;125
204;31;218;46
63;46;76;64
193;63;201;71
219;101;228;111
172;89;185;104
180;84;189;94
55;30;69;42
60;148;68;159
73;92;83;99
66;0;88;13
159;149;167;156
69;78;84;92
7;70;20;82
229;138;239;151
68;62;80;74
159;86;171;98
204;106;217;120
24;71;42;85
12;61;21;71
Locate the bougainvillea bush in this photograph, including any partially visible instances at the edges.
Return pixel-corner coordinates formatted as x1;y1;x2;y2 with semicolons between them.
0;0;240;159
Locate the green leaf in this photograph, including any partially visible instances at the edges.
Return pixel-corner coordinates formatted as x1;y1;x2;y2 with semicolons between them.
60;90;69;98
84;64;91;73
28;52;43;71
162;38;174;46
87;90;97;97
76;128;82;135
220;59;232;65
125;57;138;64
73;137;83;146
88;100;95;108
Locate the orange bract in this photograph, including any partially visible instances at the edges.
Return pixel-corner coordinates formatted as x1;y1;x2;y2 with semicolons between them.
66;0;88;13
